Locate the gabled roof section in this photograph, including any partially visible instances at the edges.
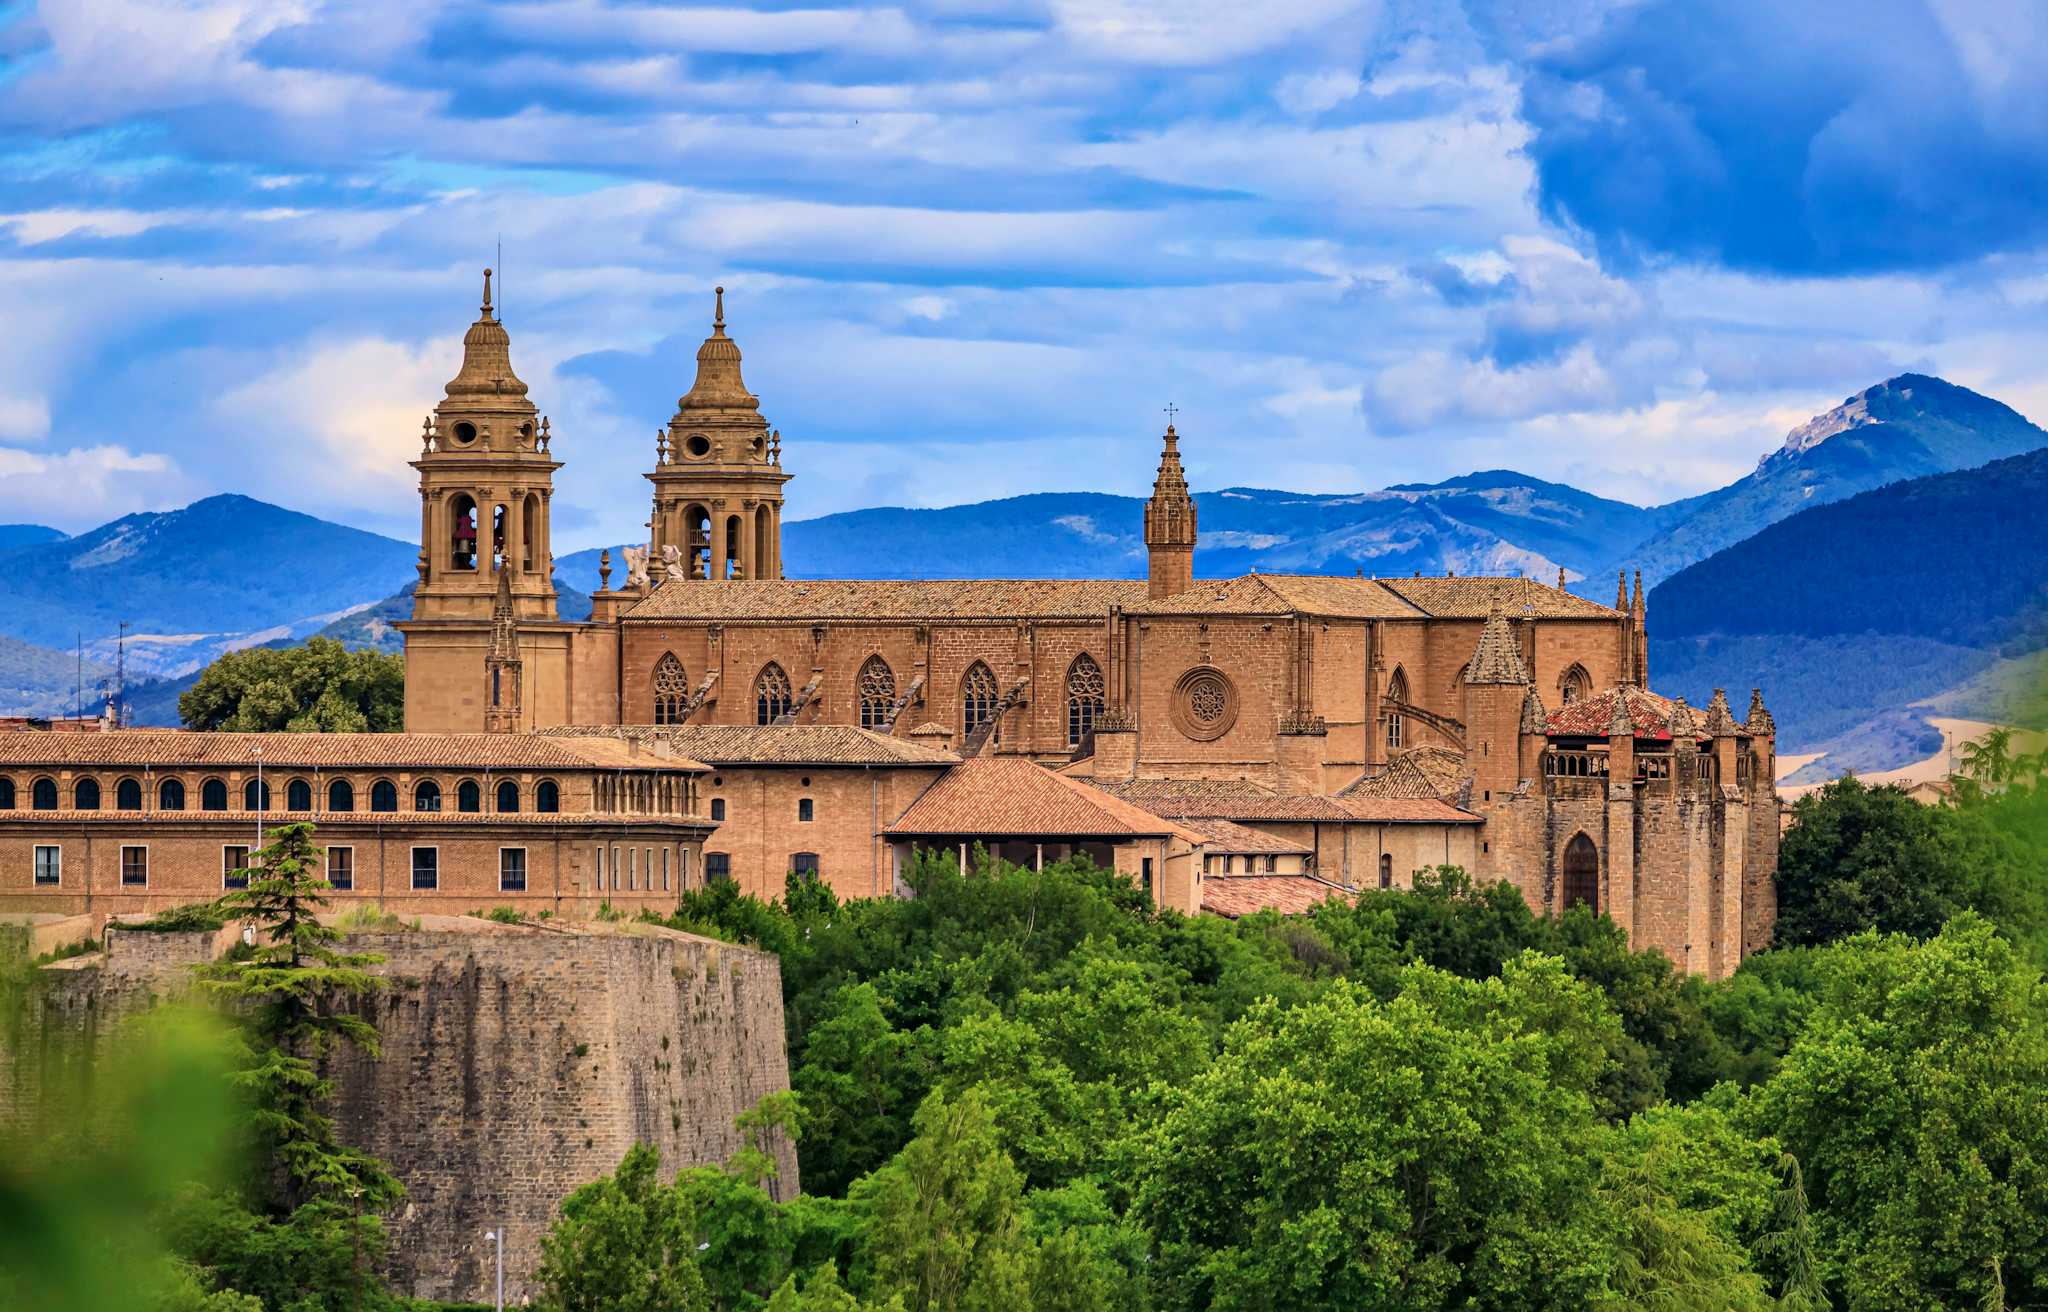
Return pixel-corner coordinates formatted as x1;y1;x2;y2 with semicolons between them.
537;723;958;767
1203;874;1355;918
1090;777;1360;822
883;758;1203;840
1130;574;1426;618
1340;745;1469;804
1380;575;1621;619
628;578;1149;621
1181;817;1313;854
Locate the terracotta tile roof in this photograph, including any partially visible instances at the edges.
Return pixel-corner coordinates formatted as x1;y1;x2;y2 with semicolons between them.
627;578;1150;621
1379;575;1621;619
537;723;958;767
1545;685;1708;742
882;758;1202;840
1130;574;1426;618
0;731;702;773
1090;777;1359;822
1181;817;1313;854
1336;797;1482;824
1202;874;1355;918
1340;746;1469;803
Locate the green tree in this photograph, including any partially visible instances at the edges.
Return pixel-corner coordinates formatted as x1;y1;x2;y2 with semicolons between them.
179;637;402;732
1774;777;2010;948
1133;956;1623;1311
1741;915;2048;1308
198;821;398;1210
534;1143;709;1312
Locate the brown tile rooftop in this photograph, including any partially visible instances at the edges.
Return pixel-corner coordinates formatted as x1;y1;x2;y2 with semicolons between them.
1202;874;1356;918
1180;817;1313;854
1090;777;1360;823
1546;685;1707;741
883;758;1202;840
1379;574;1622;619
1129;574;1426;618
1340;745;1469;803
0;730;703;772
538;723;959;766
627;578;1151;621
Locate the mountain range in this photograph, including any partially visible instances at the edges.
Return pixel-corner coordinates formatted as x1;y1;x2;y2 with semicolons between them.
2;373;2041;776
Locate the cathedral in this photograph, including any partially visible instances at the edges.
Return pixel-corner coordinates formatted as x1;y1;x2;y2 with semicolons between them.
396;272;1779;977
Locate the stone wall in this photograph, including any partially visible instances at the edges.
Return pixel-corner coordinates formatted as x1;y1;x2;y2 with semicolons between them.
6;917;794;1306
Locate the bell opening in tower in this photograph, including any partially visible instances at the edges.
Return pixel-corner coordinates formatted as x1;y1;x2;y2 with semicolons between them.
450;495;478;571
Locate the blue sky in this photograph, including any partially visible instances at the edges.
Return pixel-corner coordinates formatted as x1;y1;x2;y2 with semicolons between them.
2;0;2047;551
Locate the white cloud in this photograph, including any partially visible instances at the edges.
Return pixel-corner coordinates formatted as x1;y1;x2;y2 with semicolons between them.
0;443;187;526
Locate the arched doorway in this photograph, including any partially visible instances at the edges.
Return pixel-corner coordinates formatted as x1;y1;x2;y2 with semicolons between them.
1562;833;1599;914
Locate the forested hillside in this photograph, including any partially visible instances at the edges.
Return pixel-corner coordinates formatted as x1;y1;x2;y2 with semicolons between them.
1652;446;2048;754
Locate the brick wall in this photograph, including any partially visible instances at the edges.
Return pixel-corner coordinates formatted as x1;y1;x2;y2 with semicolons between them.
701;764;946;902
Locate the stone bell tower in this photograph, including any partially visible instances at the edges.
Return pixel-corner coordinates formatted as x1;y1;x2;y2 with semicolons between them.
1143;421;1197;599
398;270;579;734
408;268;560;622
644;287;791;585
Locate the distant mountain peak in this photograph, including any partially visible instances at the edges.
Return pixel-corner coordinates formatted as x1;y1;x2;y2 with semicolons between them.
1772;373;2024;463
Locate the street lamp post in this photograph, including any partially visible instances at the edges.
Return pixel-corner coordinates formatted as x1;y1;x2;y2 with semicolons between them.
484;1227;504;1311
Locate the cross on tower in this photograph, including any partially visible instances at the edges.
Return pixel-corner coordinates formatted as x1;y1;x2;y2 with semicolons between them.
1163;402;1179;429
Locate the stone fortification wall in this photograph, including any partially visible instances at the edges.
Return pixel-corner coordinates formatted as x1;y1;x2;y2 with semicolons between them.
3;918;793;1306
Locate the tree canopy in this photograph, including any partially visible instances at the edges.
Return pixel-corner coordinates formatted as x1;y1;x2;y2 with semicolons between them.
178;637;402;732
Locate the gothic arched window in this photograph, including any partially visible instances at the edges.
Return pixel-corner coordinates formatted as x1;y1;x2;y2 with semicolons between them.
857;657;896;730
1066;654;1104;747
755;663;792;725
1562;833;1599;914
1560;663;1592;705
961;662;999;736
652;653;688;725
1385;667;1409;751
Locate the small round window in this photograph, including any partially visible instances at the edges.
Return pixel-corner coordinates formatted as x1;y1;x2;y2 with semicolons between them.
452;421;477;444
685;435;711;458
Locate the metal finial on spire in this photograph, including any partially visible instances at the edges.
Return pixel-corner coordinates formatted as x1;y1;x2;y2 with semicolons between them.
1163;401;1179;435
714;285;725;331
482;267;493;315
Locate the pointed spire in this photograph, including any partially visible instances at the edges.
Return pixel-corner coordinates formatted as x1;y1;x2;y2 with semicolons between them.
1632;569;1644;616
1521;684;1548;735
1705;688;1738;736
1607;686;1635;738
674;284;757;415
1616;570;1628;610
1465;602;1531;685
1746;688;1776;736
714;284;725;331
1557;564;1567;590
1668;696;1698;740
486;563;517;661
442;267;530;403
1144;420;1195;546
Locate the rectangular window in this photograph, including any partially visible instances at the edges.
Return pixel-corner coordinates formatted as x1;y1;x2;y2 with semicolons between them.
792;852;820;879
500;848;527;893
223;845;250;890
797;798;814;822
1141;856;1154;893
328;846;353;891
1265;855;1279;873
120;845;147;887
33;845;60;886
595;844;605;892
411;846;438;891
627;846;637;891
662;846;671;892
706;852;731;883
645;848;654;892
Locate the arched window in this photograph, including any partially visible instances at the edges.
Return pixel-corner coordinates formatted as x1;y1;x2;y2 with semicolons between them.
857;657;896;730
458;779;481;813
536;780;560;813
158;778;185;811
287;778;312;811
415;780;442;812
328;779;354;812
961;662;999;736
1562;833;1599;914
1066;654;1105;747
1379;853;1393;889
31;776;58;810
116;777;143;811
201;778;228;811
652;653;688;725
496;780;520;813
1385;667;1409;751
370;780;398;813
0;778;13;809
754;663;792;725
74;778;100;810
244;778;270;811
755;503;773;579
450;493;478;571
522;494;539;573
1559;663;1592;705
